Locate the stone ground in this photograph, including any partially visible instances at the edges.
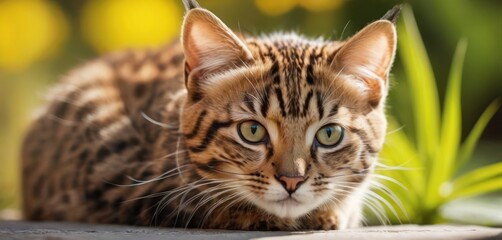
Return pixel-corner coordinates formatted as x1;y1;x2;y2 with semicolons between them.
1;221;502;240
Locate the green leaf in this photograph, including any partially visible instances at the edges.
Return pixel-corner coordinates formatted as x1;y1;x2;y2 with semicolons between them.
399;6;448;209
398;5;440;167
453;161;502;191
449;177;502;200
428;40;467;201
457;99;501;168
438;39;466;178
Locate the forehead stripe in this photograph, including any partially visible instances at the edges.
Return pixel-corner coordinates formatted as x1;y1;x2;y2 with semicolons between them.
260;86;270;117
306;52;315;85
316;91;324;119
274;87;287;117
244;94;256;114
189;120;232;153
328;104;338;118
185;110;207;139
348;126;378;154
302;90;313;117
270;61;281;85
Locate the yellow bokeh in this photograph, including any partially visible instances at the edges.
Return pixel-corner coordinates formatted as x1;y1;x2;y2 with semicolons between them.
255;0;343;15
81;0;182;53
255;0;297;16
298;0;343;12
0;0;68;71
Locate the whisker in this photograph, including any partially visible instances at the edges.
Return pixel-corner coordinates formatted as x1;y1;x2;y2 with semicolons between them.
152;179;216;224
371;174;407;191
121;165;192;186
126;178;209;203
323;181;391;226
198;191;246;228
175;136;189;183
141;111;179;130
369;179;409;222
362;195;389;225
162;178;238;225
202;165;255;176
216;192;252;218
178;180;238;216
385;125;405;136
186;185;242;228
324;172;368;179
339;20;351;41
47;114;81;126
330;184;391;226
365;188;401;224
374;161;415;171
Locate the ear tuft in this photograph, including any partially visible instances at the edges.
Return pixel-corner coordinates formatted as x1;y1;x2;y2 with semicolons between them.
381;4;403;24
182;0;200;12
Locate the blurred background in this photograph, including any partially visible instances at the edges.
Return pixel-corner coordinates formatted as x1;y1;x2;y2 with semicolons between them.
0;0;500;224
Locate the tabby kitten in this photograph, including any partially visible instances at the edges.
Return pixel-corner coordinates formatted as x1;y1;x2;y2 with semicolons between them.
22;0;400;230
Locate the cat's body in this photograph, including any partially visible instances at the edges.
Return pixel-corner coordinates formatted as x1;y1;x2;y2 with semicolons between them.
22;1;400;230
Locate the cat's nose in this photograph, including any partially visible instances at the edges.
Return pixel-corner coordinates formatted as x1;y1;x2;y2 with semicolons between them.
275;175;307;194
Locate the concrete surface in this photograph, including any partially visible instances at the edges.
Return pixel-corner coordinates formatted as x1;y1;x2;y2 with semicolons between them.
1;221;501;240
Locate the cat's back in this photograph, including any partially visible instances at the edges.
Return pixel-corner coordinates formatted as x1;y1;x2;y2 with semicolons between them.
21;41;186;221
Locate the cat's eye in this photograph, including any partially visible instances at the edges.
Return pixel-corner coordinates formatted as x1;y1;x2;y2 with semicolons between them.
315;124;344;147
238;120;267;143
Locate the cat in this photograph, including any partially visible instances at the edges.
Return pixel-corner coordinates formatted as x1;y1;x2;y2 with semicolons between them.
21;0;400;230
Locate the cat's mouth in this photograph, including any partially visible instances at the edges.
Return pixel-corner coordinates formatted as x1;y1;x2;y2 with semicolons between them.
260;196;310;219
273;197;301;205
251;187;321;219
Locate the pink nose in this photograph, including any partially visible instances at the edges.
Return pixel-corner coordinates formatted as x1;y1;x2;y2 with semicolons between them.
276;175;306;194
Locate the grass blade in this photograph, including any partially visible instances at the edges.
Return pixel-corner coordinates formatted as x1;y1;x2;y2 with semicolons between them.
399;5;444;209
438;39;466;178
398;5;440;166
427;40;467;201
453;161;502;190
449;177;502;200
457;99;501;168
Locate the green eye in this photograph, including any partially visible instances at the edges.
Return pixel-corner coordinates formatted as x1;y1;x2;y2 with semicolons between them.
238;120;267;143
315;124;344;147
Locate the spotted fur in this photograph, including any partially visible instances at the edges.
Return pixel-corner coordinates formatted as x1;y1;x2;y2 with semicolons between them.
22;1;400;230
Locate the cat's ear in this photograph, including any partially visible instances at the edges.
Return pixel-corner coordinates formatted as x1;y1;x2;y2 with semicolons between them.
181;8;254;82
332;19;397;106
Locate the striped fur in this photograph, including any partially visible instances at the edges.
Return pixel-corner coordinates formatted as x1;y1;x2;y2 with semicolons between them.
22;3;398;230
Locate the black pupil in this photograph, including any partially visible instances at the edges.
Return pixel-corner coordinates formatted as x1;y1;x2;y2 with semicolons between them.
326;127;332;138
250;124;258;135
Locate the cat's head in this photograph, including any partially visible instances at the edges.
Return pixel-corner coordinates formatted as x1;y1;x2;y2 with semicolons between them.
179;0;399;219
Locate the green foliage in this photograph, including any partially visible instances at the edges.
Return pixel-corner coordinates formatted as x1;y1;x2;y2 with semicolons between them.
372;5;501;225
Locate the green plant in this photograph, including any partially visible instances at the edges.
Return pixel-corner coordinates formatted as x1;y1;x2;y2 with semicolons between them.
369;5;501;225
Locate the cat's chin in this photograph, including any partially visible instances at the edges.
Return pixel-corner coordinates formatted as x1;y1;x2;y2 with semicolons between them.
254;197;315;219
